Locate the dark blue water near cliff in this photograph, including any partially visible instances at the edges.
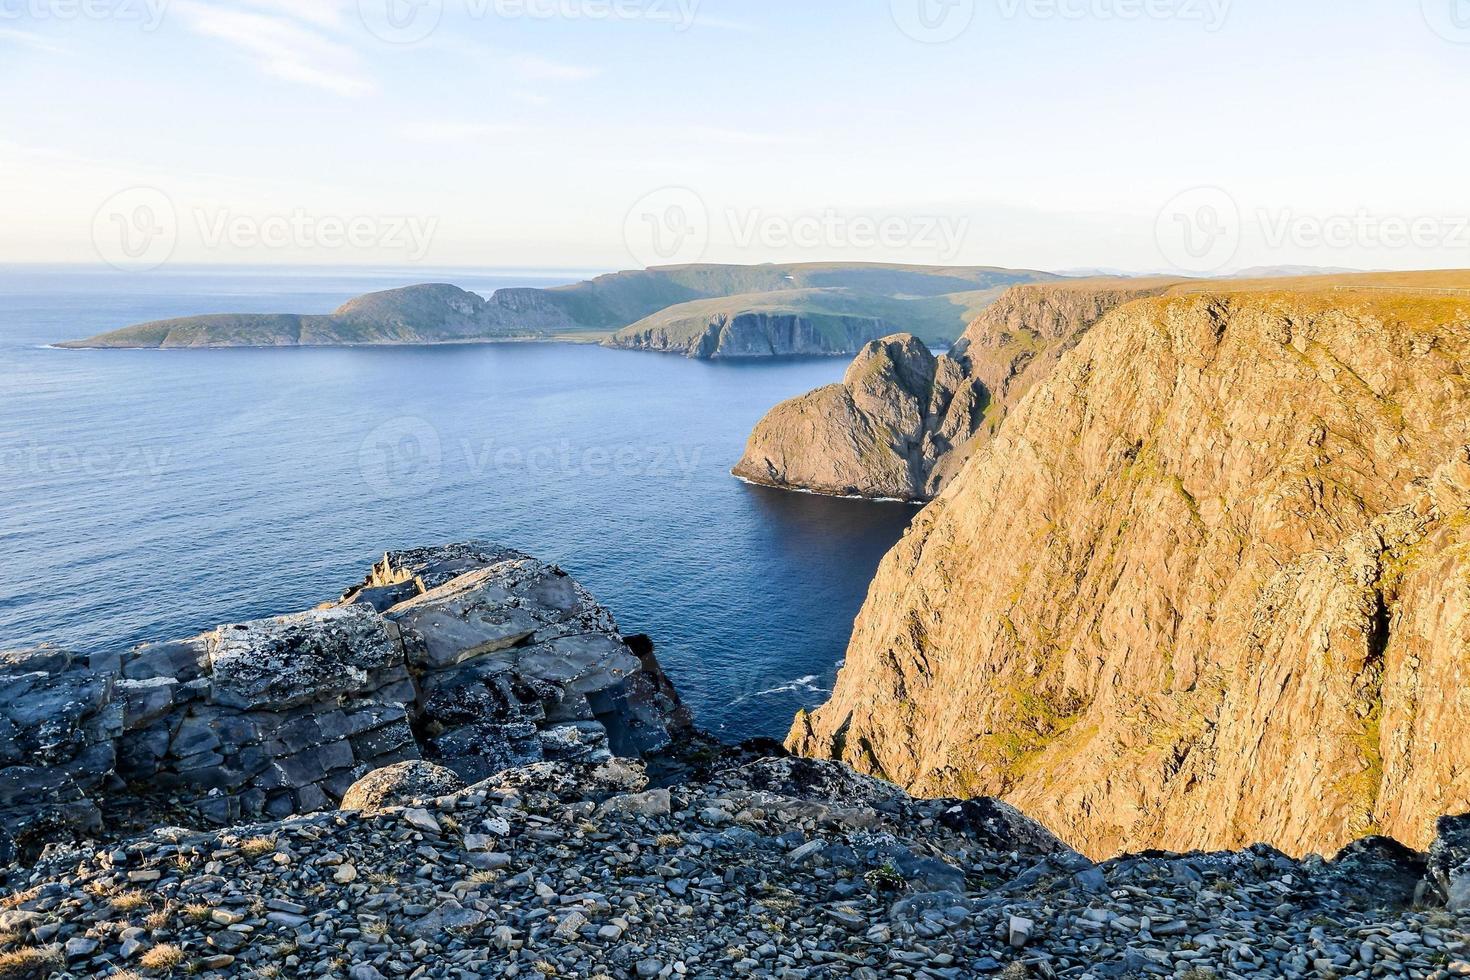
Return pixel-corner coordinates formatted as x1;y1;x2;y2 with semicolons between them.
0;267;915;741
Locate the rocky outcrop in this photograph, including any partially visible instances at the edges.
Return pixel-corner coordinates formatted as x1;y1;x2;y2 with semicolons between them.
734;279;1183;501
61;263;1057;349
56;285;585;349
3;754;1467;978
608;309;890;360
790;285;1470;860
0;543;691;862
732;335;975;500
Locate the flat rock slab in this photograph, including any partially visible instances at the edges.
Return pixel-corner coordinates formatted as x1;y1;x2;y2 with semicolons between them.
208;606;403;710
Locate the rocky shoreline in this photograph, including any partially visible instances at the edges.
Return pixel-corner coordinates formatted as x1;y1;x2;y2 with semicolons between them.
3;542;1469;978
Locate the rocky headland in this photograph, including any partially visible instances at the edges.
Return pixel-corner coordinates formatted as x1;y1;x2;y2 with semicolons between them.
787;273;1470;863
54;285;589;349
60;264;1055;352
733;278;1184;501
731;335;972;501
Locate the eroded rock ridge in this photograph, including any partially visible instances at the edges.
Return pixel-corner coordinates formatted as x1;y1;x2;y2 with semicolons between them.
0;543;690;863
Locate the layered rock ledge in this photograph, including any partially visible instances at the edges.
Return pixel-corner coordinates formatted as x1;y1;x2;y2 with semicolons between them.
0;543;691;864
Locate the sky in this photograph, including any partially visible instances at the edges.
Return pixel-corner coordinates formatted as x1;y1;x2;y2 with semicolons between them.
2;0;1469;275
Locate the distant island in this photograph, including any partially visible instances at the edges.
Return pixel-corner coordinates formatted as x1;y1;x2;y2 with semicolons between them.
58;262;1057;358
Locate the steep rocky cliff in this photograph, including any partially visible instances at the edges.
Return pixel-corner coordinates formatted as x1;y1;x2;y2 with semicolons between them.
734;279;1181;500
609;307;889;360
0;543;690;863
790;281;1470;860
732;335;973;500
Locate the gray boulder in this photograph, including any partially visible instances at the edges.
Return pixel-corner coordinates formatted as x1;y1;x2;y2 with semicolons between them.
207;606;403;710
340;761;466;812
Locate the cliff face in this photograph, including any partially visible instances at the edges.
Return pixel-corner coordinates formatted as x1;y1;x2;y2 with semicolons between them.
789;286;1470;859
732;335;976;500
609;310;890;359
733;279;1179;500
926;279;1183;490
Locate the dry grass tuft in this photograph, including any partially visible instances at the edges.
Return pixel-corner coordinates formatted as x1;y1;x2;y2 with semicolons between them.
142;904;173;932
109;891;151;913
0;946;62;980
238;837;278;859
138;944;185;972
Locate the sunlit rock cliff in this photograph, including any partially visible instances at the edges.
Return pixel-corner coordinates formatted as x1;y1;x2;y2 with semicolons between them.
790;274;1470;860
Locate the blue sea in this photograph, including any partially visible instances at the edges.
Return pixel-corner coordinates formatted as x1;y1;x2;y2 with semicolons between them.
0;267;914;741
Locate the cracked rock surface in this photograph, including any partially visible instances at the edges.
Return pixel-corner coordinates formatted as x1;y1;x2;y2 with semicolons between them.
0;543;691;863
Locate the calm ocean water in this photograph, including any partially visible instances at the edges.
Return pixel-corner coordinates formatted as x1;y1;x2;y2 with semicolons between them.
0;267;914;741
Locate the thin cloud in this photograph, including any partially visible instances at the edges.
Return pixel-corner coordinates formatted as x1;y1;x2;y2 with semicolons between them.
397;120;522;143
689;127;802;146
0;28;69;54
172;1;374;97
508;54;598;83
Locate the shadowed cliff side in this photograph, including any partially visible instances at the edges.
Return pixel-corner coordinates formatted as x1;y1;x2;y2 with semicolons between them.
788;278;1470;860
